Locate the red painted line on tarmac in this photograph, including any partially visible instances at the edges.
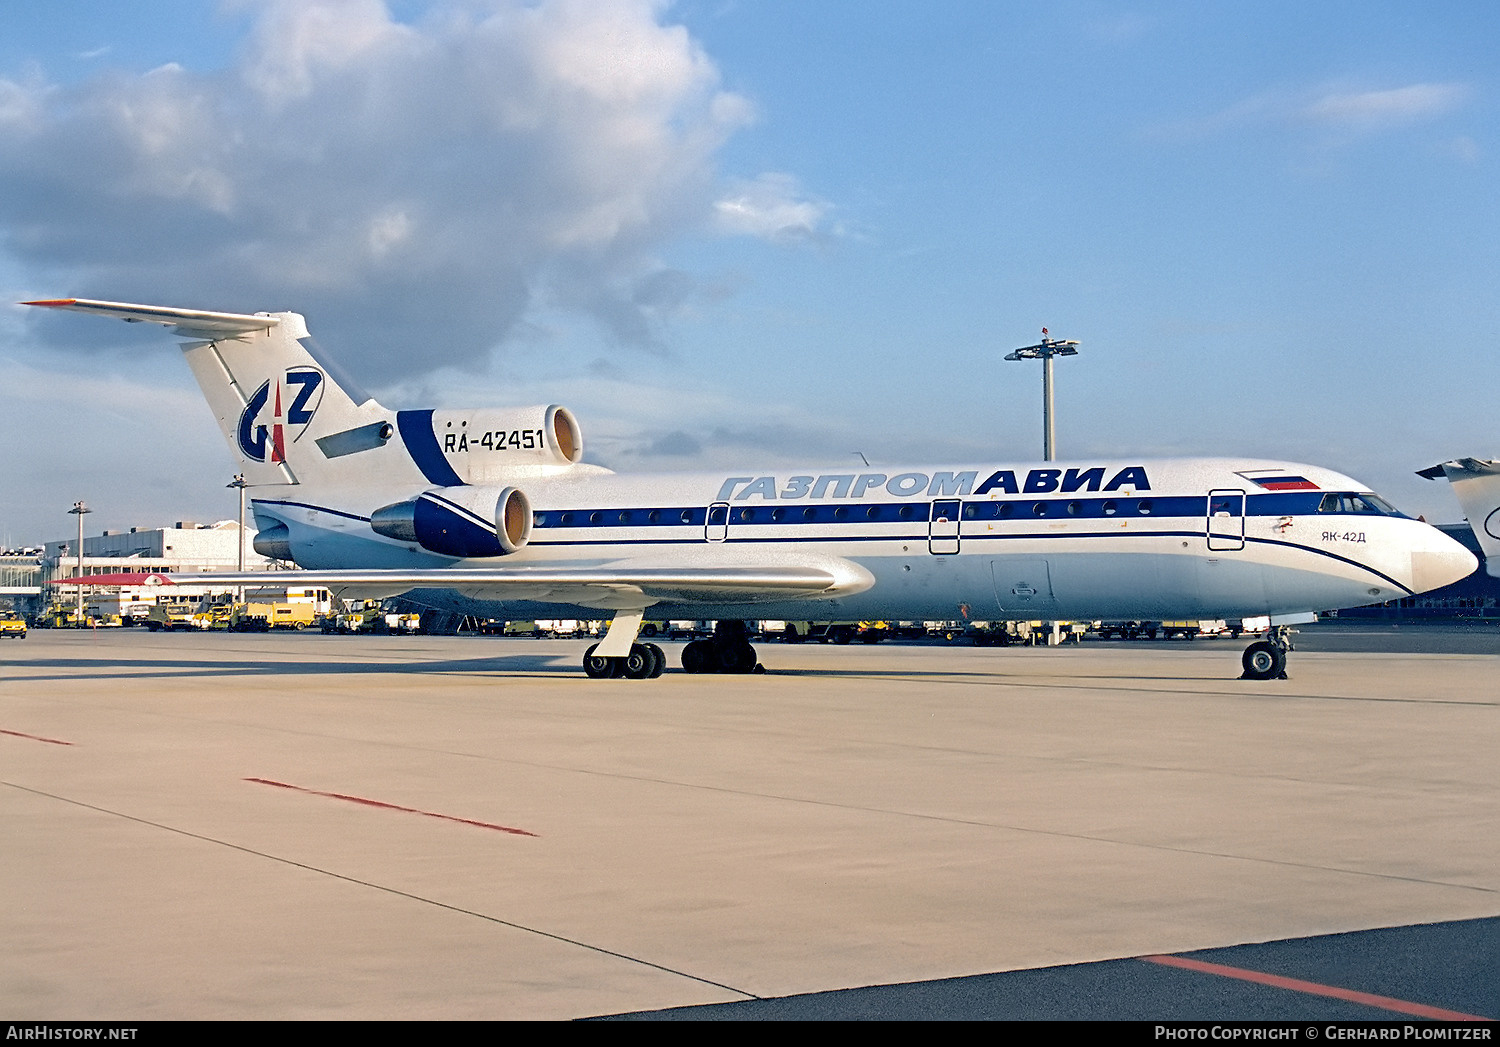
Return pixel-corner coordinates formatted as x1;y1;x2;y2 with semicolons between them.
1;728;73;746
1140;953;1491;1021
244;777;537;837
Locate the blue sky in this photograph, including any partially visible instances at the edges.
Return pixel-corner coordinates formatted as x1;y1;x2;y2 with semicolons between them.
3;1;1497;543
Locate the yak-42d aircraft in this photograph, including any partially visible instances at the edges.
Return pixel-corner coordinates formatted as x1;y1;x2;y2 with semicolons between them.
28;298;1476;681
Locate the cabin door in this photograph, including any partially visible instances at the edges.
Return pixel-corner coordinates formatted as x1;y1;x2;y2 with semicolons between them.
929;499;960;554
1206;489;1246;551
705;501;730;542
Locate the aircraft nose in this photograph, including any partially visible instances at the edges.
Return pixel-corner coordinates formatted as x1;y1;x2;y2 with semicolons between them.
1409;527;1478;596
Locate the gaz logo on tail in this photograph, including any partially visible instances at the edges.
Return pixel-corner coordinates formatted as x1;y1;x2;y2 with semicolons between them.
237;368;324;463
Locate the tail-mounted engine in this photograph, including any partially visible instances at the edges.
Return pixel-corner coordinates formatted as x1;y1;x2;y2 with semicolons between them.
371;485;532;558
403;404;581;484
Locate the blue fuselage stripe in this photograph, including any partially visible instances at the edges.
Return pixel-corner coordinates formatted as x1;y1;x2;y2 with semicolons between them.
262;489;1411;595
528;491;1375;530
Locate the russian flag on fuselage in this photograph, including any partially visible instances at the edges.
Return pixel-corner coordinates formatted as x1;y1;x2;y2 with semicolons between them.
1252;476;1320;490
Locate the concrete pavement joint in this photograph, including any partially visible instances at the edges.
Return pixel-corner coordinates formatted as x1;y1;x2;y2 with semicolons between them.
1;779;761;1002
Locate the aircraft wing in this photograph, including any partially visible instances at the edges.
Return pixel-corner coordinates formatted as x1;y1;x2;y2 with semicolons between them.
53;564;865;612
24;298;280;337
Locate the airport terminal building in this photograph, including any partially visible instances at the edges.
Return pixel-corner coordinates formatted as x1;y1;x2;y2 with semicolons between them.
19;521;273;619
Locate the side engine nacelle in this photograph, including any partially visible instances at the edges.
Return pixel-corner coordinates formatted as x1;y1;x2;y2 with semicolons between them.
252;522;293;561
371;485;532;559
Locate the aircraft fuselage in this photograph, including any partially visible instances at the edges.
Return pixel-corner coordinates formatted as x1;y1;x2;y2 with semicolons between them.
250;456;1463;624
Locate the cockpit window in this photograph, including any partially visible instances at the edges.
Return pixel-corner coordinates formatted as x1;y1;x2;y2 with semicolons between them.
1318;492;1395;515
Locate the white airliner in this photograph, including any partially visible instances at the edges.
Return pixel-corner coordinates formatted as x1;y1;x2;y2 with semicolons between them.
1419;459;1500;576
27;298;1476;680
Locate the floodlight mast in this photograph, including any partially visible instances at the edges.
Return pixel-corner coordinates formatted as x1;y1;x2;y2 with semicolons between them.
1004;329;1079;462
67;501;91;627
227;474;248;603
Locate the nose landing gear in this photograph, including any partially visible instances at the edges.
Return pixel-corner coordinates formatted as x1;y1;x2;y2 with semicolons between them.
1240;625;1294;680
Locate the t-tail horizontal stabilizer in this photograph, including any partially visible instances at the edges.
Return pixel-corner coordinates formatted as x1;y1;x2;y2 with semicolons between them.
25;298;390;488
23;298;281;337
1419;458;1500;576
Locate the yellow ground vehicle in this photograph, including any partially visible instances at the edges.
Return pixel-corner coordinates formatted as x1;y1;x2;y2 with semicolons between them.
968;621;1088;646
231;602;317;631
326;601;419;634
1159;620;1229;640
145;599;203;631
328;601;385;633
639;620;710;640
43;599;121;628
766;621;872;644
0;612;27;639
38;605;80;629
194;605;230;630
37;604;121;628
386;612;421;634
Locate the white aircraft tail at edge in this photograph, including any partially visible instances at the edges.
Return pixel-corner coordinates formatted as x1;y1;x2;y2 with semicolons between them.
1419;459;1500;576
27;298;1477;681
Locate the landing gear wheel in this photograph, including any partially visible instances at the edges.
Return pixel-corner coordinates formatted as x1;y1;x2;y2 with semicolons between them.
643;643;666;678
681;638;719;675
1240;640;1287;681
620;645;650;679
682;622;765;674
583;643;620;679
718;640;758;674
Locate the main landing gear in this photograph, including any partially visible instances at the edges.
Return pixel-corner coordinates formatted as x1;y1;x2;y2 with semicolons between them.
579;613;762;678
1240;626;1294;681
583;641;666;679
681;620;763;675
580;609;664;680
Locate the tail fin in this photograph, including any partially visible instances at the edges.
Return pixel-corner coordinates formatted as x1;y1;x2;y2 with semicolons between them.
1420;458;1500;576
25;299;392;488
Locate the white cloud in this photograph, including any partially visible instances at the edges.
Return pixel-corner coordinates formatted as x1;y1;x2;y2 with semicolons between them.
1300;83;1470;132
366;206;414;257
1446;135;1480;163
239;0;409;104
1154;80;1472;147
713;173;829;243
1;0;827;381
